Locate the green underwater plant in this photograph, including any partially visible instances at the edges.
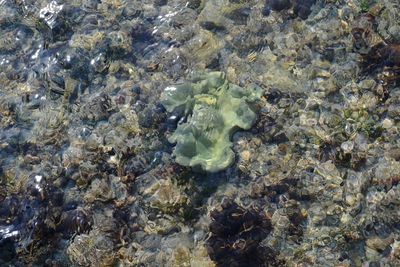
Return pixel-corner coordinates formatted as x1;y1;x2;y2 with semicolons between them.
161;72;262;172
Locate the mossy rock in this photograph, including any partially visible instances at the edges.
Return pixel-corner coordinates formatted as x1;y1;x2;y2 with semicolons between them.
161;72;262;172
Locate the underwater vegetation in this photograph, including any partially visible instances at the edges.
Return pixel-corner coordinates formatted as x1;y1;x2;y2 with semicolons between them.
161;72;262;172
206;199;284;267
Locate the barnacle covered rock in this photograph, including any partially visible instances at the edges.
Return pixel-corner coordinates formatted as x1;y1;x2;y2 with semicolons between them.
143;178;190;215
161;72;262;172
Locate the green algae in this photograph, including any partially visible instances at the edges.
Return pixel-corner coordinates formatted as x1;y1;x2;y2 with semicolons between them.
161;72;262;172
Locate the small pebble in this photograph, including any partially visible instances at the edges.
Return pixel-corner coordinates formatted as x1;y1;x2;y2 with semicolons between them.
382;118;393;129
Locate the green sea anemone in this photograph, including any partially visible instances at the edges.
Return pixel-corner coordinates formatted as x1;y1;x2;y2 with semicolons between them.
161;72;262;172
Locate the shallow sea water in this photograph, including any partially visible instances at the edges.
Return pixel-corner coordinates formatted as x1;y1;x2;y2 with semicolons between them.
1;0;400;266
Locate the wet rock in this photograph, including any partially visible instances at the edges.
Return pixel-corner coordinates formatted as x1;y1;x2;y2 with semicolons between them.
268;0;292;11
293;0;316;19
39;3;85;42
159;49;188;79
137;105;166;129
131;21;157;55
363;44;400;73
105;30;133;60
229;31;267;57
122;6;142;19
223;6;251;25
182;29;222;66
123;155;149;177
0;238;16;264
56;47;90;81
282;200;307;240
351;11;400;89
80;93;114;124
1;0;400;265
84;176;127;204
90;52;110;73
154;0;168;7
187;0;202;10
59;208;92;238
199;21;227;32
264;0;316;19
0;23;34;55
67;229;115;266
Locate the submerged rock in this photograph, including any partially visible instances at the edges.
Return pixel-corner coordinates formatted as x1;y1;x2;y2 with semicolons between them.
293;0;316;19
264;0;316;19
67;229;115;266
80;93;114;125
268;0;292;11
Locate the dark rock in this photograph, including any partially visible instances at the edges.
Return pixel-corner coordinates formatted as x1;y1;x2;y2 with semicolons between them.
79;127;92;139
166;114;180;130
284;200;306;239
0;239;16;263
154;0;168;6
80;93;113;124
268;0;292;11
59;209;92;237
264;0;316;19
293;0;316;19
262;6;272;16
224;7;251;25
187;0;202;10
122;6;142;19
41;5;85;43
124;155;148;177
266;89;283;104
90;52;109;73
131;86;141;95
272;132;289;144
0;170;67;265
137;104;167;129
230;32;266;57
205;55;221;70
56;47;90;82
131;22;157;56
199;21;226;32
